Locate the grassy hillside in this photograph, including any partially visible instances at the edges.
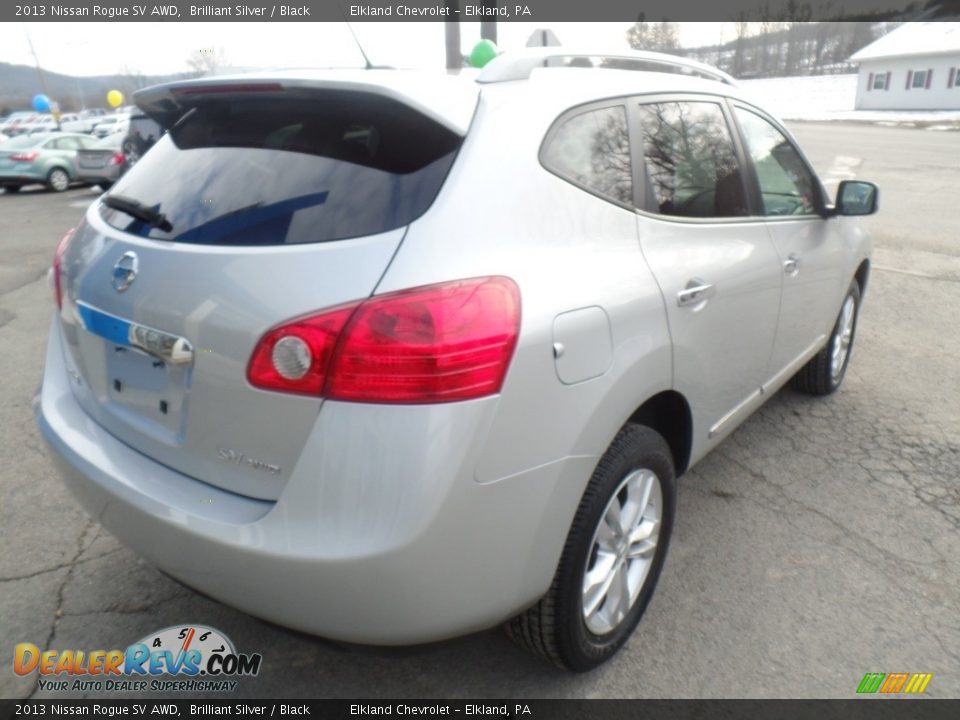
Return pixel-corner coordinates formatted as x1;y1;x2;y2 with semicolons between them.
0;62;192;114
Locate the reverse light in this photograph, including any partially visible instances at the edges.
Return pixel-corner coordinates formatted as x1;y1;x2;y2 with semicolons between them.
52;228;75;310
247;277;521;404
247;305;356;395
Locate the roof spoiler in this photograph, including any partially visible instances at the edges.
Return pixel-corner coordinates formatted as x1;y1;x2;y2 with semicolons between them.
132;72;480;135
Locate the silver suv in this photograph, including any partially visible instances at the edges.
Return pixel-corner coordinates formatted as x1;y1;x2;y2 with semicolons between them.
36;50;876;671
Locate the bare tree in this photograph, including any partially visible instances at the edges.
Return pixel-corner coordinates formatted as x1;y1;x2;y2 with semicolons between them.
187;47;228;77
627;17;678;53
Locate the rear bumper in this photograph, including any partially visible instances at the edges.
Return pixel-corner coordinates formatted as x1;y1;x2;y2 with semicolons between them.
77;168;119;185
0;170;45;184
35;317;593;644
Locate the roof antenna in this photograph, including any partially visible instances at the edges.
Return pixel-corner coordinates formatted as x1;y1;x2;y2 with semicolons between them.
335;1;374;69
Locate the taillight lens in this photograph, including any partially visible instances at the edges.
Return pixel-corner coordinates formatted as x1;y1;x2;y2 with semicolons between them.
11;151;39;162
247;277;521;404
247;305;356;396
52;228;75;310
110;152;124;166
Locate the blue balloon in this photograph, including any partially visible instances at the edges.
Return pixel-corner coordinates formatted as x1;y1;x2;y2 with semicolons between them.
32;94;51;112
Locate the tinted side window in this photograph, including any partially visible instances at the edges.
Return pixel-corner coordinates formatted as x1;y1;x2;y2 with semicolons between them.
733;107;819;217
636;101;747;218
53;137;80;150
542;106;632;205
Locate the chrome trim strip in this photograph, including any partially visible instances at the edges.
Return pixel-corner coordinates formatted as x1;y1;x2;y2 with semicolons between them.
76;301;194;366
709;388;762;440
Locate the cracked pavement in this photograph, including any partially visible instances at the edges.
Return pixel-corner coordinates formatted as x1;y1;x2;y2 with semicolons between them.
1;123;958;698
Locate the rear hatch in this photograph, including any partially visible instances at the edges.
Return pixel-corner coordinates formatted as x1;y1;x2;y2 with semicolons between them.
56;76;474;500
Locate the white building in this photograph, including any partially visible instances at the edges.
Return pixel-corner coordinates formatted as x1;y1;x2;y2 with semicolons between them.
850;22;960;110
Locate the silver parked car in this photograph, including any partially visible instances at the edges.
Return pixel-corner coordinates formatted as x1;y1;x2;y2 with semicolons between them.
36;50;876;671
75;133;126;190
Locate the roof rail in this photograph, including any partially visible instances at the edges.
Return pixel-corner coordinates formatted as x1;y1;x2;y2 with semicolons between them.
477;48;737;86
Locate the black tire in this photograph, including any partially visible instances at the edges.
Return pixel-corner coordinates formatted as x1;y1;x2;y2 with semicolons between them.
3;185;21;194
97;181;113;191
791;279;861;396
505;423;676;671
46;167;70;193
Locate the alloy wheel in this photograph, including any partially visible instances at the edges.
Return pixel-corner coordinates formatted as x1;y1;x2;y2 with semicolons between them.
581;468;663;636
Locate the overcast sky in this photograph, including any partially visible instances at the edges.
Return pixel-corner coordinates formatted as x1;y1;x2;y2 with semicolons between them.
0;22;739;77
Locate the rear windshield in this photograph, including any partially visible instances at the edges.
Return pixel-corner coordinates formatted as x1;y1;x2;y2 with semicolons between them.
100;91;463;245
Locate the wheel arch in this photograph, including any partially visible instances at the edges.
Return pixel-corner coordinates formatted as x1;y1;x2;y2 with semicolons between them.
855;258;870;297
627;390;693;476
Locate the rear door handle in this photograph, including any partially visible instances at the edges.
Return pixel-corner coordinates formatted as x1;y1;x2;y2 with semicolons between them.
677;279;715;308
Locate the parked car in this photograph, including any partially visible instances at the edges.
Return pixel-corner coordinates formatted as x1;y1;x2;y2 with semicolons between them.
15;114;54;136
75;132;126;189
91;114;130;139
36;51;876;670
24;114;55;134
27;114;93;134
0;132;96;192
61;113;96;134
0;132;8;144
0;111;38;136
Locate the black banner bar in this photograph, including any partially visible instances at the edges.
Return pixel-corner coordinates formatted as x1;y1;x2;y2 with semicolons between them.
3;700;960;720
2;0;954;23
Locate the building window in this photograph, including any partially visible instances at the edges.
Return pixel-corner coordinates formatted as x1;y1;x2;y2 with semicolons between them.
911;69;928;88
872;73;887;90
951;67;960;88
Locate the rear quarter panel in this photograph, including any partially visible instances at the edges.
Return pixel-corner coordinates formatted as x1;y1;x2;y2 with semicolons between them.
377;89;673;486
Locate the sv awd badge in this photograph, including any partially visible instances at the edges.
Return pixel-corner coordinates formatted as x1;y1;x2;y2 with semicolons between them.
217;447;282;475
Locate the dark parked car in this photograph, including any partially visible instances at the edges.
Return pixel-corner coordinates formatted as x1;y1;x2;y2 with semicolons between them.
121;113;163;166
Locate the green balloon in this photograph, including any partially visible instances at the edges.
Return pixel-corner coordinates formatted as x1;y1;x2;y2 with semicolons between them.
469;40;498;69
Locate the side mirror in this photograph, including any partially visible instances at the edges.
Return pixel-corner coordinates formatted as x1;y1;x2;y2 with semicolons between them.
835;180;878;216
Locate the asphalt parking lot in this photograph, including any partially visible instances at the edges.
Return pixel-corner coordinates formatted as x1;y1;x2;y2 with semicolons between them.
2;122;958;699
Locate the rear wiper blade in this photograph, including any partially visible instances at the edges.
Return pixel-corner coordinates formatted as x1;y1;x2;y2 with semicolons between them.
103;194;173;233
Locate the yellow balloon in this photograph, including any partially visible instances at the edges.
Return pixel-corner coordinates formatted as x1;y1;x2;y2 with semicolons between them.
107;90;124;108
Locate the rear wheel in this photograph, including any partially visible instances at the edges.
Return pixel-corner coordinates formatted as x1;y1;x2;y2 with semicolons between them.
505;424;676;671
97;181;113;191
47;167;70;193
3;185;21;194
791;279;861;395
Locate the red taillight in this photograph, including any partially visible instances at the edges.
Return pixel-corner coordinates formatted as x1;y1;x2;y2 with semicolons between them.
11;151;39;162
247;277;521;404
109;152;124;166
52;228;75;310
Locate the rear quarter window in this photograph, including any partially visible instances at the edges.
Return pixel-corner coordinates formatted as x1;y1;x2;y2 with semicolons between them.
541;105;633;206
100;91;462;246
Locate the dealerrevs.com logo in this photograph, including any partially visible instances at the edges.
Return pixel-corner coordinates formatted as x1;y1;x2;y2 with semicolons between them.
13;624;262;693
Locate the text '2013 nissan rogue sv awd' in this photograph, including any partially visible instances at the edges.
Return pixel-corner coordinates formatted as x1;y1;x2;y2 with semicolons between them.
35;49;877;671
